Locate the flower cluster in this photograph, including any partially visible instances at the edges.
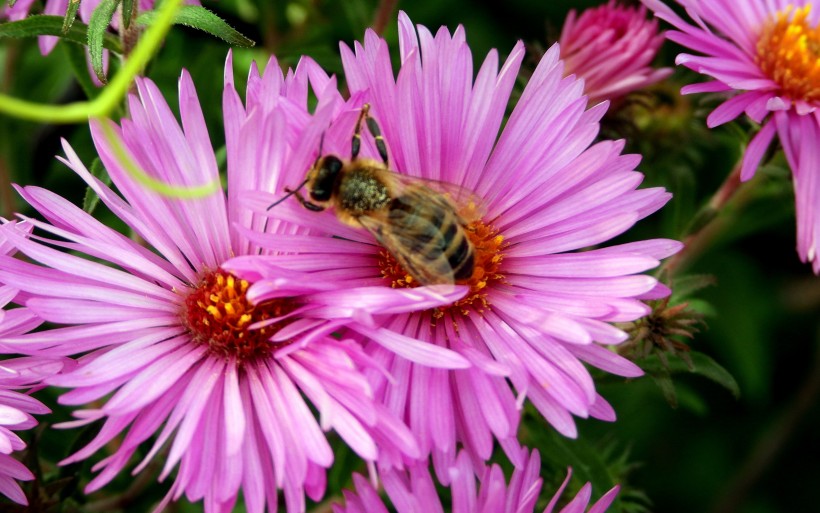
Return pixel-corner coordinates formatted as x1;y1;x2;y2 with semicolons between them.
0;54;472;511
0;6;680;513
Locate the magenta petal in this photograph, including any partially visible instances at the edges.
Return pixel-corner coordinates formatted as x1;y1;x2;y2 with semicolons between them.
353;325;470;369
741;118;777;181
588;486;621;513
706;92;760;127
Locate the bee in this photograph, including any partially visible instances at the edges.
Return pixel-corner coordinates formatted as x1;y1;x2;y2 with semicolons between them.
269;104;477;285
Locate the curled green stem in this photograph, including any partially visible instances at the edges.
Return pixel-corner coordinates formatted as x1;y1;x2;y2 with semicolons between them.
0;0;183;123
96;120;220;199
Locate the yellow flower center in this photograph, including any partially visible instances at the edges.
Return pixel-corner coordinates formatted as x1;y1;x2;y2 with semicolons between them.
756;5;820;102
181;270;297;362
378;219;507;324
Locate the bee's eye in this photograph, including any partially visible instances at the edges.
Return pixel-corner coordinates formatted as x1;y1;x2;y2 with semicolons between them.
310;156;342;201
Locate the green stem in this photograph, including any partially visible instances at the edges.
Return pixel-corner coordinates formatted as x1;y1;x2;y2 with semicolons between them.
372;0;399;35
0;0;183;123
96;120;220;199
661;161;749;277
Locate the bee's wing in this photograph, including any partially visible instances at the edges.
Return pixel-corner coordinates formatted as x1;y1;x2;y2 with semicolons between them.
358;186;457;286
393;174;486;223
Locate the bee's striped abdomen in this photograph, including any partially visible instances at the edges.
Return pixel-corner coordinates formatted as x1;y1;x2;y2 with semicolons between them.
446;222;474;280
386;193;475;284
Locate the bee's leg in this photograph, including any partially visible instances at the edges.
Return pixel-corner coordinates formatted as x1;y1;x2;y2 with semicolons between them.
351;103;389;165
351;104;369;161
365;115;389;166
286;187;325;212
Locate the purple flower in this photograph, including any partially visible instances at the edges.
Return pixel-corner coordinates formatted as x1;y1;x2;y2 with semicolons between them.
0;356;68;506
240;12;680;477
0;226;58;506
559;0;672;105
333;449;619;513
0;53;471;511
643;0;820;273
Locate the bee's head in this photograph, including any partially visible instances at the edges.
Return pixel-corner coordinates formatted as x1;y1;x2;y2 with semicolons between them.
307;155;344;203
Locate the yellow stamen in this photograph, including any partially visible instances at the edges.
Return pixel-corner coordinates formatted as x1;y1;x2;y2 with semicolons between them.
181;269;299;363
757;5;820;102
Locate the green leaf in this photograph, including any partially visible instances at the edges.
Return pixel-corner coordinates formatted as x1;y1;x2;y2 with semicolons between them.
82;159;111;214
670;274;717;301
687;351;741;399
648;367;679;408
62;0;81;34
136;5;255;47
642;351;741;399
122;0;136;29
0;15;122;53
88;0;120;84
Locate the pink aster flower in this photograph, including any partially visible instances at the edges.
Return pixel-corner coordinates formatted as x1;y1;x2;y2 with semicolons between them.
558;0;672;105
643;0;820;273
0;227;57;507
0;356;69;506
238;12;680;478
334;449;619;513
0;53;475;512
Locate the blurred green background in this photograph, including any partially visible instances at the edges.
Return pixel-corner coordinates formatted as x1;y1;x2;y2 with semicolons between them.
1;1;818;512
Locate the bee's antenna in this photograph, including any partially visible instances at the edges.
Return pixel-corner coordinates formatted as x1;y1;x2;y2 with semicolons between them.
267;176;310;211
317;131;325;158
268;128;329;211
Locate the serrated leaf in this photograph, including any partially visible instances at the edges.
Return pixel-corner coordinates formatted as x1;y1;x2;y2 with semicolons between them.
0;15;122;53
88;0;120;84
62;0;81;33
136;5;255;47
122;0;135;29
82;159;111;214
